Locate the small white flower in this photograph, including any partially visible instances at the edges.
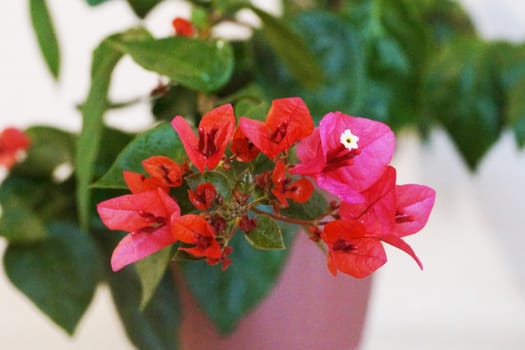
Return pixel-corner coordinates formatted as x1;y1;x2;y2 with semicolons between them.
340;129;359;150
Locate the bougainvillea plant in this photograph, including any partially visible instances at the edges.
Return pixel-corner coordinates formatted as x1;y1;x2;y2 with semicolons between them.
2;0;525;348
97;97;435;277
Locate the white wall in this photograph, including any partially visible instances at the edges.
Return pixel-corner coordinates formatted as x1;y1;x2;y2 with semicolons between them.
1;1;525;349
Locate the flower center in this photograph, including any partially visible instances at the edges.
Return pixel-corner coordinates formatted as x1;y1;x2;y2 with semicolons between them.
340;129;359;151
270;122;289;143
332;239;355;252
198;127;219;157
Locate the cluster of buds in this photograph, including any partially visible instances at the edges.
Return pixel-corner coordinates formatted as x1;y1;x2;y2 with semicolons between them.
97;97;435;278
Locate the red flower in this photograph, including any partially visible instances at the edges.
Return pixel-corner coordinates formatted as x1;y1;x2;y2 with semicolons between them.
97;188;180;271
291;112;394;203
271;160;313;207
0;127;30;169
338;166;433;269
239;97;314;159
142;155;188;188
321;220;387;278
172;17;195;37
172;104;235;173
171;214;222;264
230;127;260;162
188;182;217;211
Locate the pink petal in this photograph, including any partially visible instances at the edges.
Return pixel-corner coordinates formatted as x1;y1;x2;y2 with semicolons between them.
290;129;325;176
395;184;436;237
328;238;387;278
171;116;205;172
110;225;175;271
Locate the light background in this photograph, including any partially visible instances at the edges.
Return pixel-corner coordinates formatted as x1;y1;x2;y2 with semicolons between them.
1;0;525;349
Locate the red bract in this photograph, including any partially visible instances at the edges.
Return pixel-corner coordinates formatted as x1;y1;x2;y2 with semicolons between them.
291;112;394;203
172;104;235;173
239;97;314;159
321;220;386;278
142;155;188;188
338;166;431;269
271;160;313;207
171;214;222;264
123;170;165;193
97;188;181;271
230;127;260;162
395;184;436;237
188;182;217;211
172;17;195;37
0;127;30;169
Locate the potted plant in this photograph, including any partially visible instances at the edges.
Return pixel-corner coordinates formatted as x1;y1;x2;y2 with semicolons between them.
2;0;524;349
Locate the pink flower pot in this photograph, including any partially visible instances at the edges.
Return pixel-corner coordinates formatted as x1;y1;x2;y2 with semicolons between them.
177;232;373;350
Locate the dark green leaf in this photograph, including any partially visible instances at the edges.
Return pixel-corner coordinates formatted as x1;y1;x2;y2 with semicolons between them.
255;11;365;120
152;85;198;122
280;189;328;221
244;215;284;250
0;199;48;243
29;0;60;79
76;30;134;229
109;269;180;350
93;123;185;189
425;38;504;169
4;222;101;334
135;246;173;309
180;222;295;333
126;0;162;18
185;170;232;200
111;37;234;92
250;6;324;89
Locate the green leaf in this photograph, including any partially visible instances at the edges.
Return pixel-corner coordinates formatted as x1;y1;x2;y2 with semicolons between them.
0;199;48;243
425;38;504;169
76;29;150;229
180;222;296;333
126;0;162;18
185;170;232;200
135;246;173;309
4;222;101;334
29;0;60;79
108;269;180;350
93;123;185;189
13;126;75;178
250;6;323;89
280;189;328;221
152;85;198;122
111;37;234;92
244;215;284;250
254;11;365;120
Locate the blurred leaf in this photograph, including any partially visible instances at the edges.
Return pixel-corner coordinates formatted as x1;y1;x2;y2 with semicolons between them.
416;0;475;43
250;6;324;89
93;123;185;189
152;85;198;122
126;0;162;18
0;199;48;243
425;38;504;169
180;222;295;333
244;215;284;250
29;0;60;79
109;269;180;350
76;29;150;229
135;246;173;309
488;41;525;147
111;37;234;92
4;222;101;334
347;0;431;129
254;11;365;120
13;126;75;178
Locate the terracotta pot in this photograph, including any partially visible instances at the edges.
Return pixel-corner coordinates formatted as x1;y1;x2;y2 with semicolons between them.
177;232;373;350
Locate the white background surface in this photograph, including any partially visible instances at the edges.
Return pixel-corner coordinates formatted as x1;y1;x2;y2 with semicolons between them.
1;1;525;349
